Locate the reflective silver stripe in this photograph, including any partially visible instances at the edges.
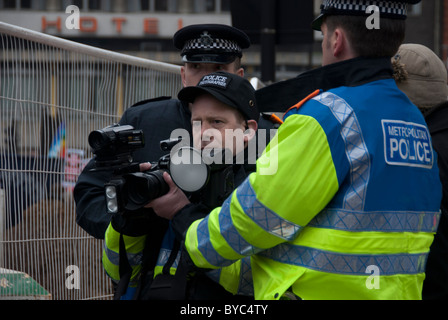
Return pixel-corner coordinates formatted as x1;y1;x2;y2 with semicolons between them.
219;195;262;256
206;256;254;296
196;192;262;267
235;178;303;240
197;216;236;267
197;177;303;267
156;248;181;268
313;92;371;211
103;243;143;267
259;243;428;275
309;208;441;232
237;256;254;296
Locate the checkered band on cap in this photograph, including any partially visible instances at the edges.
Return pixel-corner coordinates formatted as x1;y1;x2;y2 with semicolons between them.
321;0;408;17
181;34;242;56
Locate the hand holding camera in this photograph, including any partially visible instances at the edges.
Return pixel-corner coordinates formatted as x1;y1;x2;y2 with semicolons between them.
142;168;191;220
88;124;209;215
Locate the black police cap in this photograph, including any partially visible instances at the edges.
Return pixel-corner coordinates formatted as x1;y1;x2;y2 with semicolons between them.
178;72;259;121
173;24;251;64
312;0;422;31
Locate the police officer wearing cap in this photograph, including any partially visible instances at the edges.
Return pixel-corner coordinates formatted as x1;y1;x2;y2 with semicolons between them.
174;24;250;66
146;71;260;299
104;72;261;301
154;1;443;300
75;24;252;236
74;24;272;300
75;24;253;238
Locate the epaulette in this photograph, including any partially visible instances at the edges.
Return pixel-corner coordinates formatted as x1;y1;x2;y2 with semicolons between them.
261;113;283;126
284;89;321;115
130;96;172;108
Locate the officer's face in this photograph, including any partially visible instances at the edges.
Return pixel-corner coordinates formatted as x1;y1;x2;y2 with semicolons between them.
181;62;244;87
190;94;249;156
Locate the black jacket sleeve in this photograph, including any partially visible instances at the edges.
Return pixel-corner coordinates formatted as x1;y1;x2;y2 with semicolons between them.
171;203;210;241
73;98;192;239
73;159;113;239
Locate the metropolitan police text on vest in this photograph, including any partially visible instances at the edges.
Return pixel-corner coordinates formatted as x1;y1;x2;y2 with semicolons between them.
382;120;433;168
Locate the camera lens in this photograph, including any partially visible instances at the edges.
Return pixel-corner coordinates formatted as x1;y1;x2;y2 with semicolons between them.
88;130;110;151
127;176;154;205
122;171;169;210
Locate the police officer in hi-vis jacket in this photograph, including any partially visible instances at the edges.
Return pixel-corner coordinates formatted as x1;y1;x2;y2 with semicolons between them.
151;0;443;300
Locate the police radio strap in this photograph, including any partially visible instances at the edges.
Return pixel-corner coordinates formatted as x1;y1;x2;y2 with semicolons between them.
113;233;133;300
132;225;167;300
142;239;190;300
162;238;181;275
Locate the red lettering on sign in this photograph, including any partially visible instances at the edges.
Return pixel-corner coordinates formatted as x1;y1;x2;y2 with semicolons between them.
42;17;62;32
40;15;166;35
112;17;127;33
79;17;97;32
144;18;158;35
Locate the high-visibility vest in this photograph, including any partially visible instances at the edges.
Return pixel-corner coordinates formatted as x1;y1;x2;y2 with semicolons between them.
102;223;146;287
102;218;254;296
207;257;254;296
185;79;443;300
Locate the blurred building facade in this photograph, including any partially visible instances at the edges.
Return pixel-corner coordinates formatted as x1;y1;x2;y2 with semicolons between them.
0;0;447;81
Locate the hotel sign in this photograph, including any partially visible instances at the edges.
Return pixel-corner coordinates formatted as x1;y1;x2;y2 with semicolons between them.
0;11;231;38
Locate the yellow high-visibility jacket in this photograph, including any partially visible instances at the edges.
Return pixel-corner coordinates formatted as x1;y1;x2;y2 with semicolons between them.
185;78;442;300
102;223;254;296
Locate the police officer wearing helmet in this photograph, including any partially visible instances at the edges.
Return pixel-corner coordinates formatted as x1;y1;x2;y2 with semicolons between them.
153;0;443;300
74;24;273;300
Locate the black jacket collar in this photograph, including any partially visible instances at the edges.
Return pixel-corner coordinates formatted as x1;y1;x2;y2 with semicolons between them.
426;101;448;135
255;57;393;113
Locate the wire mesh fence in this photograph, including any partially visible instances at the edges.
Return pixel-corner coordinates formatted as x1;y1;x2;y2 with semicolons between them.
0;22;182;300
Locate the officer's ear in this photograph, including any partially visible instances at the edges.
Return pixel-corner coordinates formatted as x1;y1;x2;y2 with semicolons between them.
181;66;187;87
244;120;257;143
332;27;356;61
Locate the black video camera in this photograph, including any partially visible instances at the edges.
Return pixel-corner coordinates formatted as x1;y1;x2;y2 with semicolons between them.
88;124;209;215
88;124;144;169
